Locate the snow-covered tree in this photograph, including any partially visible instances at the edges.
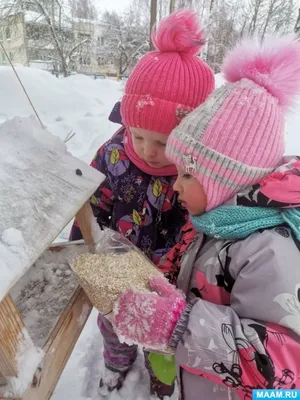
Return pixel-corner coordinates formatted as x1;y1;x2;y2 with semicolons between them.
241;0;296;38
168;0;297;72
100;4;149;75
72;0;97;20
0;0;95;76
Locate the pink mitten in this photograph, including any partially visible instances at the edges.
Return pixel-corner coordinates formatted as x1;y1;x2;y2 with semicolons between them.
112;276;186;351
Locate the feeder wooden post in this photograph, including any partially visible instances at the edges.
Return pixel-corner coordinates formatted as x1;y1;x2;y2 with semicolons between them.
0;294;25;379
75;202;95;246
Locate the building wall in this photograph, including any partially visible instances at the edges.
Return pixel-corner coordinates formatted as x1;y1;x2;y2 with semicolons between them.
73;19;119;76
76;63;119;76
0;14;119;75
0;14;28;66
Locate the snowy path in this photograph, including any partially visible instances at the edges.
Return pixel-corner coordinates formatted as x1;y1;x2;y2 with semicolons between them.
51;310;178;400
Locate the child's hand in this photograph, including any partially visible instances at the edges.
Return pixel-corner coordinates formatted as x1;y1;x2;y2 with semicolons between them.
112;276;186;351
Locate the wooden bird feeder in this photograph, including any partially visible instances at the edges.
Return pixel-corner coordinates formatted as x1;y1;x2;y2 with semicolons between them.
0;116;104;400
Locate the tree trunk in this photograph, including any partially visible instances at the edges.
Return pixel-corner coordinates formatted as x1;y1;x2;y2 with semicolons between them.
261;0;274;40
62;64;68;77
204;0;215;64
119;52;129;75
249;0;263;34
295;8;300;34
169;0;175;13
158;0;163;21
58;48;68;77
34;1;69;77
150;0;157;50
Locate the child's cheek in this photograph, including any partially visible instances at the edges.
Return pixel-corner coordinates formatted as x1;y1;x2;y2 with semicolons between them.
189;189;207;215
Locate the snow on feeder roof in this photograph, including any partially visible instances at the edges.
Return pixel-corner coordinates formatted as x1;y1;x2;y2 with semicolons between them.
0;115;104;301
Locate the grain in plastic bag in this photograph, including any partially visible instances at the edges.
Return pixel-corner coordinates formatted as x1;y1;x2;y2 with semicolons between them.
70;228;161;315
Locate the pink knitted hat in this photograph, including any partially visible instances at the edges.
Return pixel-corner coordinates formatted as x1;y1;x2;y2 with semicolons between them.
121;10;215;135
166;35;300;210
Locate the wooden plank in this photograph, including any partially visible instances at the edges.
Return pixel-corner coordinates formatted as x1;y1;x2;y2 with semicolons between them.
0;287;92;400
1;242;91;400
0;295;24;379
0;373;7;387
49;239;84;250
0;116;104;302
20;287;92;400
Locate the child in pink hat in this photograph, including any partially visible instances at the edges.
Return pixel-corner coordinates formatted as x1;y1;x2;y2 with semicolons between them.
70;9;214;397
112;34;300;399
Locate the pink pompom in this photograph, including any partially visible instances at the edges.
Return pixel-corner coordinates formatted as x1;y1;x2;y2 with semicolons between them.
222;34;300;109
152;9;205;55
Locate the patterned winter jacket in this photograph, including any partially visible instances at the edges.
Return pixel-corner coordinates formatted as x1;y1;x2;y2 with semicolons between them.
164;158;300;400
158;219;197;283
70;127;187;264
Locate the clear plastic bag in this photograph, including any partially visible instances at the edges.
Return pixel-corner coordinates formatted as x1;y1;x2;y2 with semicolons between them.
93;228;136;254
70;228;161;315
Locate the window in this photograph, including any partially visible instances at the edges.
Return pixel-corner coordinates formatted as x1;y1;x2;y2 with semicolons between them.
26;24;43;40
97;56;105;66
25;3;40;13
97;36;104;46
28;49;39;60
79;56;91;66
2;52;6;64
5;27;11;40
107;58;114;66
78;33;91;41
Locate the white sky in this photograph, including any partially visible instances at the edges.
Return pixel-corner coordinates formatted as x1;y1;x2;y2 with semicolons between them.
95;0;132;13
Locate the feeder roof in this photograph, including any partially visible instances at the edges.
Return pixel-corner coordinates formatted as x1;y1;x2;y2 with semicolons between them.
0;116;104;301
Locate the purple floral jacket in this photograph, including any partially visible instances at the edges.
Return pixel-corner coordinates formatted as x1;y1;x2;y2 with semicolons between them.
70;126;187;264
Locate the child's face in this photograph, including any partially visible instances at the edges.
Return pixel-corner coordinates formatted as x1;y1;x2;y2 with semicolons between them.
174;166;207;216
130;128;173;168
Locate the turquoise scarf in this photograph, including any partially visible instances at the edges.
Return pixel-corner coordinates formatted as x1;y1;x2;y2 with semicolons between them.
190;206;300;240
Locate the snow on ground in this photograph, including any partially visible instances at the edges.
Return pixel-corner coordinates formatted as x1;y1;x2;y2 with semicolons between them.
0;66;122;163
52;309;178;400
3;329;44;397
2;66;300;400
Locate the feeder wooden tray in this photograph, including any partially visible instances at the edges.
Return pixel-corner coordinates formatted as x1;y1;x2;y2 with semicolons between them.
10;242;88;349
